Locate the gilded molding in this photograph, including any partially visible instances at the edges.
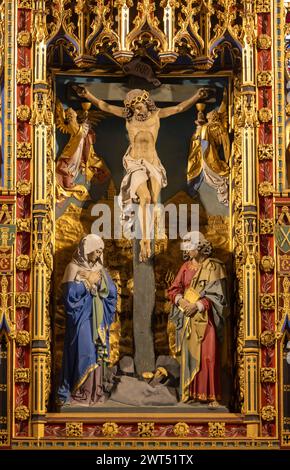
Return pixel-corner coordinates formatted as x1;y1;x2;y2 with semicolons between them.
260;219;274;234
14;368;30;383
102;422;119;437
255;0;270;13
16;180;32;196
260;368;276;383
16;68;32;85
15;292;31;308
257;71;272;87
15;405;30;421
17;31;31;47
65;423;83;438
173;422;190;437
260;330;276;348
261;405;276;422
138;422;154;437
17;142;32;159
258;144;273;160
16;105;31;122
16;330;30;346
208;422;225;438
16;255;31;271
260;293;275;310
258;107;272;123
258;182;273;197
257;34;271;49
260;256;274;272
16;219;31;232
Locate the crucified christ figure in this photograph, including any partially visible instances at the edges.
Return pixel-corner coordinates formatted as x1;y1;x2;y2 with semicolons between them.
74;85;208;262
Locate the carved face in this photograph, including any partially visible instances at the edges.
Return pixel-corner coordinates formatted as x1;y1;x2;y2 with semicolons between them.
87;248;103;264
133;102;149;120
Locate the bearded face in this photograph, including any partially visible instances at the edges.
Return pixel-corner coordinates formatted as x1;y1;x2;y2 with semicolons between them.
133;102;150;121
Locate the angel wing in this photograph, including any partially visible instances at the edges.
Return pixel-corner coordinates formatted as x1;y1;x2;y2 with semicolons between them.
218;88;228;131
76;109;107;127
55;99;70;134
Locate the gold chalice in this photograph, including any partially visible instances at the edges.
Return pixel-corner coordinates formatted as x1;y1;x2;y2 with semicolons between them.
81;102;92;111
195;102;206;125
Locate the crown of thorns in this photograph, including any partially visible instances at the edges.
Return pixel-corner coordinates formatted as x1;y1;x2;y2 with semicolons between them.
124;90;149;108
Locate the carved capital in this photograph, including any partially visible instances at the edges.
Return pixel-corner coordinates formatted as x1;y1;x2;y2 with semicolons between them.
65;422;83;437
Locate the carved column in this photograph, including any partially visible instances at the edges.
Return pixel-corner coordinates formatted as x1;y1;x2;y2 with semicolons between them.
31;0;49;438
241;1;260;437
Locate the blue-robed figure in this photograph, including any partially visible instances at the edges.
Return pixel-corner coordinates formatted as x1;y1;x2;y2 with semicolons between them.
58;234;117;406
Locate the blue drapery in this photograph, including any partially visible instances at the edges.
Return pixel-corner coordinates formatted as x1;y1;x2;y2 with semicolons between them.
58;271;117;403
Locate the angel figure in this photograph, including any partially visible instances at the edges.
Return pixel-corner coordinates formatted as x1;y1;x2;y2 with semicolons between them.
55;100;110;202
73;85;208;261
187;89;231;206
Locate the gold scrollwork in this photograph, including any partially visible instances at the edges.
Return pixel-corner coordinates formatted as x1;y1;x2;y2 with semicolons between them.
257;34;272;50
16;105;31;122
16;219;31;232
16;255;31;271
16;330;30;346
14;368;30;383
258;107;272;123
208;422;226;438
102;422;119;437
16;68;32;85
15;405;30;421
260;368;276;383
17;31;32;47
15;292;31;308
258;182;273;197
260;330;276;347
257;71;272;87
65;422;83;438
258;144;273;160
138;422;154;438
260;256;274;272
0;431;8;446
260;219;274;234
173;422;190;437
16;180;31;196
256;0;270;13
17;142;32;159
261;405;276;422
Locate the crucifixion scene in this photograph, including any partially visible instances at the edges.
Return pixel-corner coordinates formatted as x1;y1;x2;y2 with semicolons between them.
1;0;289;453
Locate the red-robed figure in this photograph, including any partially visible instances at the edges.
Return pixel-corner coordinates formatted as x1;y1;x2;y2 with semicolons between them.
167;231;229;407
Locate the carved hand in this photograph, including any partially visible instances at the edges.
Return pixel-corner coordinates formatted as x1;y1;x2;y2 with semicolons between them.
195;87;209;101
79;270;101;286
72;84;91;100
184;303;198;317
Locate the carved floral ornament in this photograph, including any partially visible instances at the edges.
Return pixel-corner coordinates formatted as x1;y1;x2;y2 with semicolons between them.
16;105;31;122
17;31;31;47
257;34;272;50
15;405;30;421
260;255;274;272
16;68;32;85
258;107;272;123
14;368;30;383
173;422;190;437
260;293;275;310
65;422;83;437
16;330;30;346
16;255;31;271
258;181;273;197
102;422;119;437
260;368;276;383
261;405;276;422
208;422;225;438
16;180;32;196
257;71;272;87
17;142;32;159
258;144;273;161
138;422;154;437
260;330;276;348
